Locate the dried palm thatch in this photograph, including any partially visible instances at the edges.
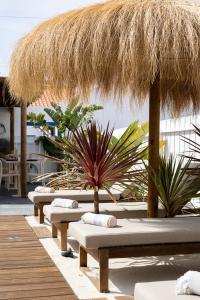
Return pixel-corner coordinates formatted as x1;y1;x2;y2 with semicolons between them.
8;0;200;114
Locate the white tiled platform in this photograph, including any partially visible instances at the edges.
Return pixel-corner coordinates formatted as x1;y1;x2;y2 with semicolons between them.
26;216;200;300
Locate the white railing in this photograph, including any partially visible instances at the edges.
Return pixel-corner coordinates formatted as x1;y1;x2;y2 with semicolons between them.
160;114;200;158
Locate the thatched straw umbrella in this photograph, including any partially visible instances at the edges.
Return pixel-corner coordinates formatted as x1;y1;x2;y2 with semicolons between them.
9;0;200;217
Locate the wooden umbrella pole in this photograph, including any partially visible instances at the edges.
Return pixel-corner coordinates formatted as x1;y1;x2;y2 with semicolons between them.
20;105;27;198
148;73;160;218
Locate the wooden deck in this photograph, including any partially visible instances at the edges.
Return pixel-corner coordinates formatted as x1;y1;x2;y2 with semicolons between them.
0;216;77;299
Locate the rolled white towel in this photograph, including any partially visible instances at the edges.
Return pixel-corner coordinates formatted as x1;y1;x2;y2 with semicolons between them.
176;271;200;295
176;272;190;295
51;198;79;209
81;212;117;228
189;271;200;295
35;186;55;193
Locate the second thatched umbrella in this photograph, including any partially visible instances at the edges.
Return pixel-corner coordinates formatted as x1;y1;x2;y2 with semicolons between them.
9;0;200;217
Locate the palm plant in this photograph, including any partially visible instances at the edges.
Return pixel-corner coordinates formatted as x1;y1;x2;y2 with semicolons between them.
28;100;103;138
109;120;165;160
47;122;146;213
27;112;54;134
148;155;200;217
109;121;148;151
44;100;103;138
27;100;103;158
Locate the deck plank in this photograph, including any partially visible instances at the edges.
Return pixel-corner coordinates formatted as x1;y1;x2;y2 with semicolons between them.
0;216;77;299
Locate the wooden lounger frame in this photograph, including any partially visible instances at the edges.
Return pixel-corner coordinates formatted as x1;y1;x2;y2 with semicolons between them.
43;208;164;250
34;201;113;224
34;207;72;250
34;199;125;225
51;222;69;251
79;242;200;293
34;202;51;224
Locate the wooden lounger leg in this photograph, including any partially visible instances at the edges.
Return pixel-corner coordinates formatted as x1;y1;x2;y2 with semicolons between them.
59;223;68;251
34;204;38;217
38;203;44;224
52;223;58;238
79;245;87;267
99;248;109;293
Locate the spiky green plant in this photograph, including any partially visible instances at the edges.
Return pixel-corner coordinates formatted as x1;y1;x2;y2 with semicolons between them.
148;155;200;217
48;122;146;213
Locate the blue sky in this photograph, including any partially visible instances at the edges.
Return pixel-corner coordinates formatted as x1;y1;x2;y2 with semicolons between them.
0;0;101;76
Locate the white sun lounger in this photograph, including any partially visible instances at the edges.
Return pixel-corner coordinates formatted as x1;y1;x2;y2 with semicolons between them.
29;188;123;223
43;202;159;251
69;217;200;292
134;280;200;300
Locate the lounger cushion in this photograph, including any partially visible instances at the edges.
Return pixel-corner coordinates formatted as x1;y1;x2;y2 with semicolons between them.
28;189;121;204
134;281;199;300
69;217;200;249
43;202;149;222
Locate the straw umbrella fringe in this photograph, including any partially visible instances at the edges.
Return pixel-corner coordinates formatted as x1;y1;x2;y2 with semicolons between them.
9;0;200;110
8;0;200;216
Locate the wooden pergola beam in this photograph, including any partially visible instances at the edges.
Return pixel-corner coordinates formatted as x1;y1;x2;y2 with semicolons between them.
20;105;27;197
9;107;15;152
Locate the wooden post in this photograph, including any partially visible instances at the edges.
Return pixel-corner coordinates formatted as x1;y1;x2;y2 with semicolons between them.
80;245;87;267
52;223;58;238
148;73;160;218
99;248;109;293
9;107;15;152
38;203;45;224
60;223;68;251
20;105;27;198
34;204;38;217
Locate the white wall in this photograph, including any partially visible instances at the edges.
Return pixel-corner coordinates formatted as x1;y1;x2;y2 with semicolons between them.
88;94;149;128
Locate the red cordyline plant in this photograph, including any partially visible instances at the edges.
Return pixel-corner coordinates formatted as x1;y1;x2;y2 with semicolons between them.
48;122;146;213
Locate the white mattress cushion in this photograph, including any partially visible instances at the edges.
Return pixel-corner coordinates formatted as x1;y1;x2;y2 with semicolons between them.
43;202;149;222
134;281;199;300
28;189;121;204
69;217;200;249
